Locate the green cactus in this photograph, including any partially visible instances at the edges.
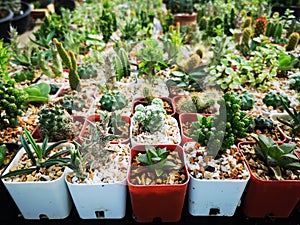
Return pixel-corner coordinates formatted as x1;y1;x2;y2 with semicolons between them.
77;63;98;79
53;38;81;91
253;17;267;37
38;105;76;142
0;144;6;167
242;16;252;29
262;92;291;109
99;90;128;112
241;27;251;48
183;54;201;72
285;32;300;52
198;16;207;31
113;48;130;81
236;91;255;110
289;74;300;92
165;0;195;14
133;98;166;133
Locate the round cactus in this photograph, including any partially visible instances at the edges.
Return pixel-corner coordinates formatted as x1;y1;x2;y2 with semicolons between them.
285;32;300;52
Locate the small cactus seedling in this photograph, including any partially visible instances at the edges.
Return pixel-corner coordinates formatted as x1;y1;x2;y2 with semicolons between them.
99;90;128;112
236;91;255;110
242;16;252;29
183;54;201;73
285;32;300;52
133;98;166;133
262;92;291;109
38;104;76;142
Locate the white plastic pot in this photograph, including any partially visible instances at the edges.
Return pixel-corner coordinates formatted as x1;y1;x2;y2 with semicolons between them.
188;171;250;216
1;143;74;219
66;176;127;219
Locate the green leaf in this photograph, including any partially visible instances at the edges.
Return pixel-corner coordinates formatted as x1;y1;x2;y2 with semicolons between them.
280;143;296;154
0;167;37;179
44;140;68;156
136;153;149;164
270;166;283;180
20;133;36;165
41;136;49;157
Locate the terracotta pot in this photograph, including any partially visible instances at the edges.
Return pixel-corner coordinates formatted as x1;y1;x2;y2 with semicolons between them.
238;141;300;218
127;144;189;222
173;13;197;26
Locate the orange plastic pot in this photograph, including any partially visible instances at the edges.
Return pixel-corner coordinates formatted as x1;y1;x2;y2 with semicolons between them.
238;141;300;218
127;144;189;223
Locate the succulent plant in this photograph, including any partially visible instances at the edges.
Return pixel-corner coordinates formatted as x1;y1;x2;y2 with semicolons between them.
133;98;166;133
198;16;207;31
0;129;71;179
289;73;300;91
242;16;252;29
253;17;267;37
183;54;201;73
0;0;21;15
190;92;253;158
262;92;290;109
0;144;6;167
252;134;300;180
38;105;76;142
251;116;275;133
99;90;128;112
241;27;251;49
112;48;131;81
135;145;178;177
285;32;300;52
236;91;256;110
0;41;25;129
164;0;196;14
53;38;81;91
77;63;98;79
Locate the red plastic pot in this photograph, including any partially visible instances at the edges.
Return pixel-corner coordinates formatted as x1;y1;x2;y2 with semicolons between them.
238;141;300;218
80;114;130;144
132;97;175;117
127;144;189;223
179;113;212;145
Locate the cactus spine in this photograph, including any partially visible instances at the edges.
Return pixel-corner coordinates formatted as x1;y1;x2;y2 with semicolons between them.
53;38;81;90
253;17;267;37
285;32;300;52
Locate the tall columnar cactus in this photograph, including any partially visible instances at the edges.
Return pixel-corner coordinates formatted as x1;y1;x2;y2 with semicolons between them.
241;27;251;48
53;38;81;91
38;105;76;142
253;17;267;37
113;48;131;81
242;16;252;29
285;32;300;52
198;16;207;31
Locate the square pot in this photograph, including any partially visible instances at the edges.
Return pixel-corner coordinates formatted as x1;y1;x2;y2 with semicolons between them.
127;144;189;222
65;174;127;219
1;143;74;219
238;141;300;218
0;143;21;219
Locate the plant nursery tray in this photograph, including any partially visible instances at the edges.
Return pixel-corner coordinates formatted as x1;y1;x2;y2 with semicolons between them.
2;192;299;225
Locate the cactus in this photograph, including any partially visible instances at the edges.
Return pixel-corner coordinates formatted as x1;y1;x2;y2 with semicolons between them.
37;105;76;142
236;91;255;110
77;63;98;79
241;27;251;48
262;92;291;109
242;16;252;29
165;0;195;14
285;32;300;52
183;54;201;72
198;16;207;31
99;90;128;112
133;98;166;133
53;38;81;91
253;17;267;37
113;48;130;81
